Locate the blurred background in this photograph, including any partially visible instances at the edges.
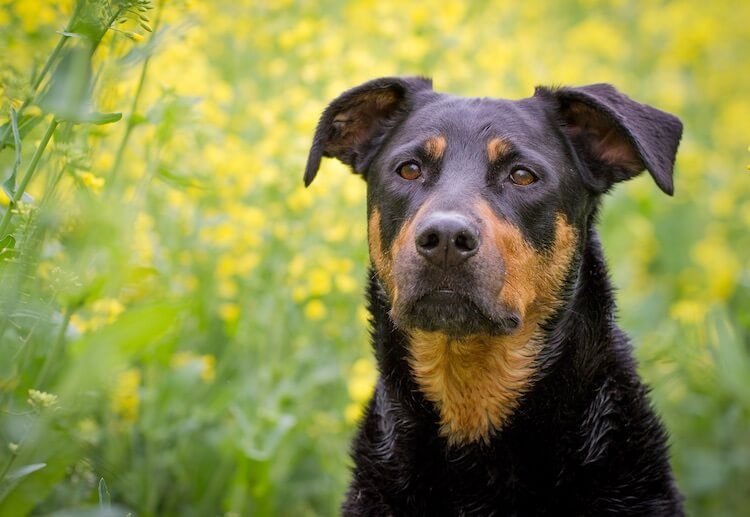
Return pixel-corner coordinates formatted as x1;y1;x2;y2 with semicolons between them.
0;0;748;515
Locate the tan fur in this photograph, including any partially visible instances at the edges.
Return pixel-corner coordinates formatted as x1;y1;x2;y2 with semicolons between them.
487;137;512;162
564;103;643;171
369;202;432;305
424;135;447;161
329;90;400;158
368;208;392;294
409;205;577;445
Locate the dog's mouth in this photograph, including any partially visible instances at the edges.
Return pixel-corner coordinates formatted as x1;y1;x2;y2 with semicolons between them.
392;287;521;337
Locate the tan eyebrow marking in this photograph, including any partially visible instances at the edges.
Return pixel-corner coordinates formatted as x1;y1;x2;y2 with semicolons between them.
424;135;447;161
487;137;512;162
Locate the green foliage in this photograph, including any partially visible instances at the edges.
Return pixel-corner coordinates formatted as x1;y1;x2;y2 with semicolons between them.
0;0;748;515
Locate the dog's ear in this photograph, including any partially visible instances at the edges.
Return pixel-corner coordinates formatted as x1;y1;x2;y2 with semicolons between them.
304;76;432;187
536;83;682;195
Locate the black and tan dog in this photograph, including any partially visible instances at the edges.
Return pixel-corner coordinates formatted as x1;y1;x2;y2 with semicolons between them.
304;77;684;516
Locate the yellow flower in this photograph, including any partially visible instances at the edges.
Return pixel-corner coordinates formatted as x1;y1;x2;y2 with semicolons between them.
691;237;741;300
171;352;217;383
345;402;364;424
76;171;105;194
347;358;377;403
76;418;100;443
92;298;124;323
357;305;370;325
669;300;709;325
218;302;240;322
200;355;216;382
344;358;377;424
335;274;358;294
218;279;238;298
112;369;141;423
308;268;331;296
292;285;308;302
74;299;125;333
25;105;42;117
304;299;327;320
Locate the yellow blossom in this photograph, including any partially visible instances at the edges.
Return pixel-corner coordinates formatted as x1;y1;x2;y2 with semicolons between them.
345;403;364;424
25;105;42;117
335;274;358;294
307;268;331;296
112;369;141;423
347;358;377;403
171;352;217;382
670;300;709;325
218;302;241;322
304;299;327;320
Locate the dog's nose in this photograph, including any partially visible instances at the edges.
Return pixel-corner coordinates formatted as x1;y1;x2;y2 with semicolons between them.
415;212;480;269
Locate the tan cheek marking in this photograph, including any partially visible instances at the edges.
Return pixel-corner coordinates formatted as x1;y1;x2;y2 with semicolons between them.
387;200;434;307
409;205;578;446
424;135;447;161
369;204;428;305
477;201;577;319
487;137;512;163
368;209;389;288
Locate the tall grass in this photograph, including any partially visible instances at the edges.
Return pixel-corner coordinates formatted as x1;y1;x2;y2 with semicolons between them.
0;0;748;515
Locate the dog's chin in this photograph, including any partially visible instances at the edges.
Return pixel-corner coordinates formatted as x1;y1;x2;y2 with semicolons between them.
392;290;521;338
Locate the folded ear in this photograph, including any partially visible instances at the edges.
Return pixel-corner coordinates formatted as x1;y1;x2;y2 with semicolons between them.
304;76;432;187
536;83;683;195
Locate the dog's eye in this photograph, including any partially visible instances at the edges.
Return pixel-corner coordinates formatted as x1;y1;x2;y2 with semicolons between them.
509;168;537;186
398;161;422;181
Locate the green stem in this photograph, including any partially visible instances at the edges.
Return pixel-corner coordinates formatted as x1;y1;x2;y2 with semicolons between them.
0;2;81;149
0;448;18;485
35;306;72;388
107;0;164;194
0;119;59;238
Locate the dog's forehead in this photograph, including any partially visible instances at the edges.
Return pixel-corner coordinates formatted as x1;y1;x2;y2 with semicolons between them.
397;94;552;146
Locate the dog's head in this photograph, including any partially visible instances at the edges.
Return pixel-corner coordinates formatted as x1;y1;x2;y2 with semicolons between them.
304;77;682;339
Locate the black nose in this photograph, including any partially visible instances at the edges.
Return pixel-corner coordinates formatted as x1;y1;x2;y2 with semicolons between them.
415;212;480;269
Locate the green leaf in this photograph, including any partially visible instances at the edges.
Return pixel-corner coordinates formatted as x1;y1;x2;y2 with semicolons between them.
0;234;16;259
129;112;148;126
84;112;122;125
6;463;46;482
39;45;93;123
67;301;183;361
156;166;199;188
97;478;110;508
55;31;83;38
0;115;44;152
1;108;21;201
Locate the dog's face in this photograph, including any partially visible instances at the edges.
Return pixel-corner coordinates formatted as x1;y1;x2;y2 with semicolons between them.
364;95;586;337
305;77;682;340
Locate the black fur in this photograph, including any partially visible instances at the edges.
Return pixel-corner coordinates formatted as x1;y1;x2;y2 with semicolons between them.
305;77;684;516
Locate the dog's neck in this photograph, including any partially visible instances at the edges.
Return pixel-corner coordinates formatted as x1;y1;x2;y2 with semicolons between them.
366;226;616;446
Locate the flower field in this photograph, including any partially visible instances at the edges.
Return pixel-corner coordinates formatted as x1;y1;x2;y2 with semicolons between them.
0;0;748;515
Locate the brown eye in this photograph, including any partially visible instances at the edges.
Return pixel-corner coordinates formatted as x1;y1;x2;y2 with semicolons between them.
398;162;422;180
509;168;536;186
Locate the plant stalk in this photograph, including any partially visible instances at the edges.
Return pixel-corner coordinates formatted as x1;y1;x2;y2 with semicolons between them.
0;119;58;238
107;0;164;194
35;306;73;388
0;1;81;149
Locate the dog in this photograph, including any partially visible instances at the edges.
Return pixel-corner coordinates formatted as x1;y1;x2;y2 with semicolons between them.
304;77;684;516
